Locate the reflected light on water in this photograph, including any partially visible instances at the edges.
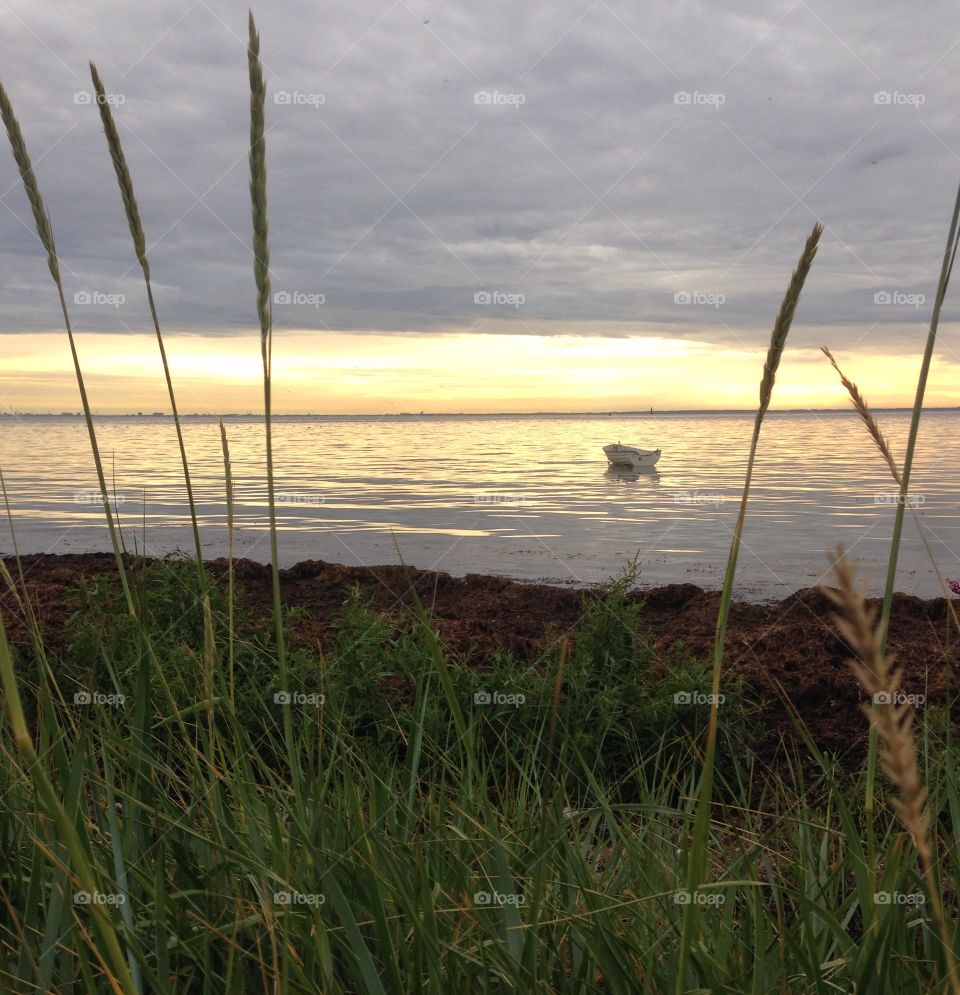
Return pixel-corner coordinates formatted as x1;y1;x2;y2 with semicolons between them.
0;410;956;600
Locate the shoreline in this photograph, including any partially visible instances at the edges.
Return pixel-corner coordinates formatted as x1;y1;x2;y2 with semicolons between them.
2;552;957;757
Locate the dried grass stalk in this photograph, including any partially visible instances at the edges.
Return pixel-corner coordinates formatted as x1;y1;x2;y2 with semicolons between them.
88;61;205;579
758;224;823;416
823;347;960;638
0;83;58;281
0;80;134;614
247;12;294;784
827;549;960;995
248;12;271;356
89;64;148;274
822;347;900;484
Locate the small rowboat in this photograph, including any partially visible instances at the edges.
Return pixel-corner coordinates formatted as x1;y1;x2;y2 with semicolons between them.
603;443;662;468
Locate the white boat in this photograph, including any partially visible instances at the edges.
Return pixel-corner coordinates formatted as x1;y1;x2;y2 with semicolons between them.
603;443;662;468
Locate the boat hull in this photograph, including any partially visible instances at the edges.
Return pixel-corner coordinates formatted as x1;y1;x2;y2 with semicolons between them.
603;444;661;468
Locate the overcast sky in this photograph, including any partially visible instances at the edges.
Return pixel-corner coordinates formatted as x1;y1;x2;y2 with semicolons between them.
2;0;960;390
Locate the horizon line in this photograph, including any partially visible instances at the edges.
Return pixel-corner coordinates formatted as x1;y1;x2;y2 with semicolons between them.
2;406;959;418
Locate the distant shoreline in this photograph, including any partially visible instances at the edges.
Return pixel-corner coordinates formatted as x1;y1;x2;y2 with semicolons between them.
2;407;958;420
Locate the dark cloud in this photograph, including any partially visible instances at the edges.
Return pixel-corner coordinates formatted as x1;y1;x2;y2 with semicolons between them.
1;0;959;352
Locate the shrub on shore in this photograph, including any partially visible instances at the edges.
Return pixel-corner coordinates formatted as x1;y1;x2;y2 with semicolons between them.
38;557;747;796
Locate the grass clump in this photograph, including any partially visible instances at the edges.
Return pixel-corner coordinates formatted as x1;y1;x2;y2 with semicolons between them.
41;560;745;798
1;555;959;993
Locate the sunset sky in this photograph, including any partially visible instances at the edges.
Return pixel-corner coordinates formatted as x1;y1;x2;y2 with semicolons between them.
3;330;960;414
2;0;960;413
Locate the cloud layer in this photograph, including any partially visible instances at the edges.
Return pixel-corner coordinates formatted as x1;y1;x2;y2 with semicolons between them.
1;0;960;357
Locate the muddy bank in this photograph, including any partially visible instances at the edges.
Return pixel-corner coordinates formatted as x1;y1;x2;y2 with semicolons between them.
2;552;958;758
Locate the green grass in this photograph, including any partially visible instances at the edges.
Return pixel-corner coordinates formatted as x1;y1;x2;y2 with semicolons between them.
45;559;747;794
0;557;957;993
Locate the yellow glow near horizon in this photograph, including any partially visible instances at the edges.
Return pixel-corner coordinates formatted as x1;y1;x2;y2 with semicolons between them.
1;329;958;413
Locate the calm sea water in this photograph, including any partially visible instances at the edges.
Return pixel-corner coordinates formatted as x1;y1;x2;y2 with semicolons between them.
0;411;957;600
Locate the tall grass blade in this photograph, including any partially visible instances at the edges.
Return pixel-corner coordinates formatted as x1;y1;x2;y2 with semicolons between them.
0;612;138;993
0;81;135;615
102;745;144;994
247;12;296;786
89;62;206;589
0;467;48;663
878;177;960;652
675;222;822;993
838;175;960;884
219;419;235;708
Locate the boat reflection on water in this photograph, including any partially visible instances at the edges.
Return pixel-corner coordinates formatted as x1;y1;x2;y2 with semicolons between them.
604;463;661;484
